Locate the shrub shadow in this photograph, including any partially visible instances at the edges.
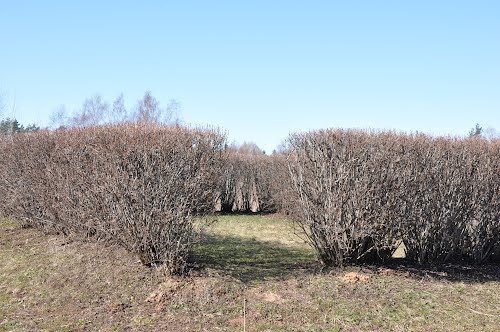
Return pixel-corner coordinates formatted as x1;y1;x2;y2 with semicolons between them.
364;260;500;284
191;232;500;285
190;233;317;284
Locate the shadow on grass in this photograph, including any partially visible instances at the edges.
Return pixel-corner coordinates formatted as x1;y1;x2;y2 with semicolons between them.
372;260;500;284
190;233;317;283
191;232;500;285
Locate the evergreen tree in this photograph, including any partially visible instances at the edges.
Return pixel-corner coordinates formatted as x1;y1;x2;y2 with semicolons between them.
468;123;483;137
0;118;39;135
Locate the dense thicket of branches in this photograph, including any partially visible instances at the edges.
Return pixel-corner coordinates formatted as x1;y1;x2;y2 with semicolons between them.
216;152;287;213
286;129;499;266
1;125;498;271
0;124;225;274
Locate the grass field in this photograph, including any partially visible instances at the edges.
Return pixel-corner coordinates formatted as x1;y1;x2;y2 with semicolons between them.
1;215;499;331
192;214;315;283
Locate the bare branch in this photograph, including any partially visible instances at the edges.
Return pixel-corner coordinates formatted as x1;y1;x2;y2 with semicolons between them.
109;93;129;124
71;94;109;127
49;105;69;130
133;91;179;124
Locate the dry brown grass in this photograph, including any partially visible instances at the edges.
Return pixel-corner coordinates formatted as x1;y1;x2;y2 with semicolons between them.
1;216;499;331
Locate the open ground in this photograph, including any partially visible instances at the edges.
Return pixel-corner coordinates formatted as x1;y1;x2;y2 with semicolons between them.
1;215;499;331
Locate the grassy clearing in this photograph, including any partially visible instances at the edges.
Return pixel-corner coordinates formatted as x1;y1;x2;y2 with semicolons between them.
1;216;499;331
200;214;310;248
192;214;316;283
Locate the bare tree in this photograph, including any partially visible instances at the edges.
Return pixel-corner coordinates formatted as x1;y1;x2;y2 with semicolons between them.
71;94;109;127
237;142;265;155
49;105;69;130
0;91;4;117
109;94;129;124
51;92;179;128
483;127;499;140
272;140;289;155
134;91;179;124
134;91;160;123
0;93;17;121
164;98;181;124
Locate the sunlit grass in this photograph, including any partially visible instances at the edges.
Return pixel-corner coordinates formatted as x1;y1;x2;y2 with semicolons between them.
204;214;309;248
2;214;499;331
192;214;316;283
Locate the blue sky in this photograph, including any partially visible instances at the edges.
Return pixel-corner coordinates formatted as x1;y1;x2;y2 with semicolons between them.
1;1;499;152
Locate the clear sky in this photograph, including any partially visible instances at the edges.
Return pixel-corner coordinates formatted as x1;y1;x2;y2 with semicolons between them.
1;1;499;152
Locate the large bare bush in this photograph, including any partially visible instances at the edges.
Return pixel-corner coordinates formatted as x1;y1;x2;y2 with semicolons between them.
0;124;226;274
286;130;402;266
0;133;52;229
388;135;500;264
286;129;499;266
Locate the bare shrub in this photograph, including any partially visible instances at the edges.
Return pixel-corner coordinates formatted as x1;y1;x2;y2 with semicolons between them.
286;130;401;266
0;124;226;274
285;129;499;266
465;138;500;263
0;131;60;230
217;152;286;213
391;135;500;264
104;125;225;273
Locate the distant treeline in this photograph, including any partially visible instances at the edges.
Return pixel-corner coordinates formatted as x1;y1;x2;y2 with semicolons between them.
0;118;39;135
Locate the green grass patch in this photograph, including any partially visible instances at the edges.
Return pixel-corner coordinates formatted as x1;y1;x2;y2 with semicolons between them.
0;218;17;229
192;214;316;283
202;214;310;248
0;321;17;331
